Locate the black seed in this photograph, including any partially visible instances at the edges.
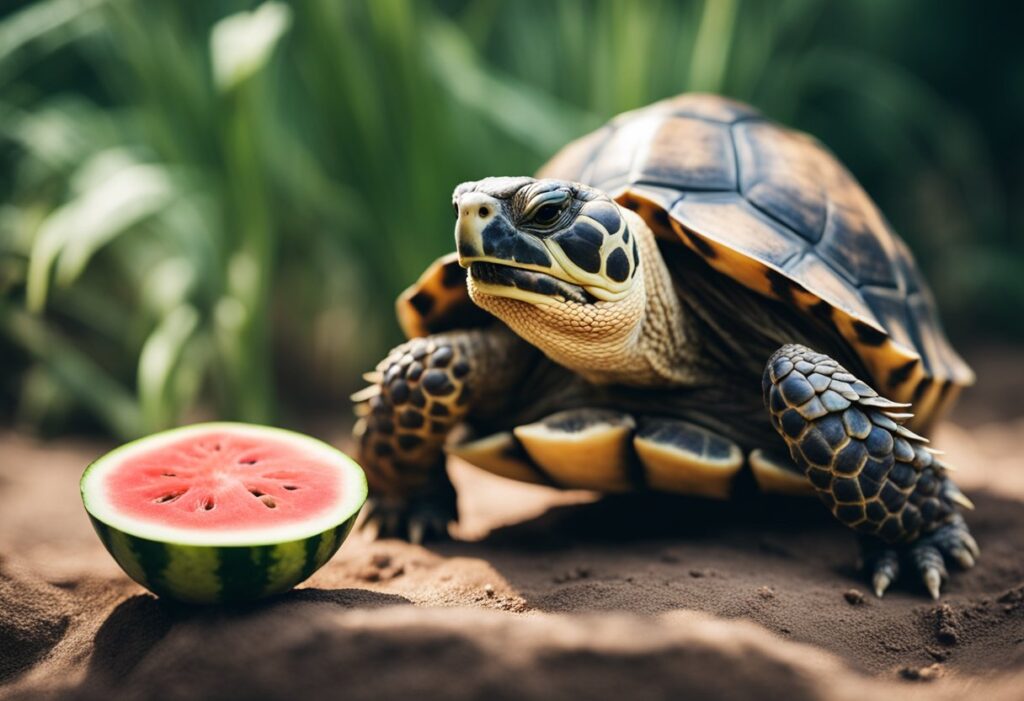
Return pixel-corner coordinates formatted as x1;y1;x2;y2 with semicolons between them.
422;369;455;395
835;441;866;475
430;346;454;367
833;477;862;503
429;403;450;417
389;380;410;404
606;248;630;282
836;503;865;525
780;374;815;405
452;360;470;378
398;409;424;429
397;435;423;451
865;427;894;457
853;320;887;346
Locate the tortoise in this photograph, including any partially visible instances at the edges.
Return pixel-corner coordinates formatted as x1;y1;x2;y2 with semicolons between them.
353;93;977;598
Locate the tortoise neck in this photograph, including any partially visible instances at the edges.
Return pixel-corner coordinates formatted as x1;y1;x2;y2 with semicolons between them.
535;209;699;387
615;208;700;386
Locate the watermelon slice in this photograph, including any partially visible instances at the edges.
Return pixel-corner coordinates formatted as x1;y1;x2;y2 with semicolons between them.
81;423;367;604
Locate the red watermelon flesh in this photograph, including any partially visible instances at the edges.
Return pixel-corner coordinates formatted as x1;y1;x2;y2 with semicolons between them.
103;427;345;531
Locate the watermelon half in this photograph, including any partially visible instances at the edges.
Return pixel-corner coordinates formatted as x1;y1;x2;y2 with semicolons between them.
81;422;367;604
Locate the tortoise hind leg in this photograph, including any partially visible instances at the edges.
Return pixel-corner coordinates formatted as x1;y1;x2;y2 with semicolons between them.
762;343;978;598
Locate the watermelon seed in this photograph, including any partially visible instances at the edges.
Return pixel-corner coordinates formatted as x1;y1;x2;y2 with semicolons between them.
260;495;277;509
248;488;265;497
155;492;184;504
283;485;299;491
201;497;215;511
239;458;258;465
162;472;176;477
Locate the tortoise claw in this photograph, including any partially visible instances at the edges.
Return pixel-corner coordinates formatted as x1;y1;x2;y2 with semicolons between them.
872;571;893;598
361;492;456;543
861;514;977;598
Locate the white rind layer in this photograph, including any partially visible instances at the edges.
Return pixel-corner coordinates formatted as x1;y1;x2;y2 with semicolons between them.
81;423;368;547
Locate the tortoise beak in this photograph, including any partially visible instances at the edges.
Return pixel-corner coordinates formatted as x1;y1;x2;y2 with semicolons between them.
454;192;500;263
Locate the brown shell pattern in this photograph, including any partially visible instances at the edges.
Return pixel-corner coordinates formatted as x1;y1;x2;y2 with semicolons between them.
400;94;973;430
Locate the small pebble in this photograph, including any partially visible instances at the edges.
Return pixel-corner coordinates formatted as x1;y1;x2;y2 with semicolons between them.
484;583;495;598
844;589;865;605
899;663;943;682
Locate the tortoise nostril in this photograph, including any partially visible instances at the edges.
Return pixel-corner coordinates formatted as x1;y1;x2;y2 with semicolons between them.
478;206;490;218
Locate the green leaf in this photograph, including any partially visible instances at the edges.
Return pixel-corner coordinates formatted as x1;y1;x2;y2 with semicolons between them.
26;154;177;311
0;299;141;439
137;304;200;431
210;1;293;92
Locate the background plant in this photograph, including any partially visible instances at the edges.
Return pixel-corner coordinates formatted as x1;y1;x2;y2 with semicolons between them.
1;0;1020;438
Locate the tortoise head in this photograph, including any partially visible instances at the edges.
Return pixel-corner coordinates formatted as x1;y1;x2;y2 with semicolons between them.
454;177;637;306
453;177;658;384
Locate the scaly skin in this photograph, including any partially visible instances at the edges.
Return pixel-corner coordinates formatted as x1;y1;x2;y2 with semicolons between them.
763;344;978;597
354;326;527;542
353;176;978;598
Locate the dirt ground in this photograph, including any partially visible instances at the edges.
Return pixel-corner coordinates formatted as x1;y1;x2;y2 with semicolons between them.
1;349;1023;700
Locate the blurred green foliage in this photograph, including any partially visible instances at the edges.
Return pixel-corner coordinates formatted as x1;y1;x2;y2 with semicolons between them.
0;0;1020;438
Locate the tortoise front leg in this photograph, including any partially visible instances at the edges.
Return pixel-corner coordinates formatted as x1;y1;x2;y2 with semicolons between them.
354;325;529;542
762;344;978;598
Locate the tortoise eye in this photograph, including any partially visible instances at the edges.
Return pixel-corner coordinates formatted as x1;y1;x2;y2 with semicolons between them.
532;203;562;226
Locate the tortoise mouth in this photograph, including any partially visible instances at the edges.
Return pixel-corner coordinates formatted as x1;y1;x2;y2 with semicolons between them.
469;262;596;304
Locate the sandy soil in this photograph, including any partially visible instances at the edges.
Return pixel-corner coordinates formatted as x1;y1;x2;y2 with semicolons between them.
1;393;1023;699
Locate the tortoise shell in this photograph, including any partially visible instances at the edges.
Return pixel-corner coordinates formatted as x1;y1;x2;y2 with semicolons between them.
396;94;973;428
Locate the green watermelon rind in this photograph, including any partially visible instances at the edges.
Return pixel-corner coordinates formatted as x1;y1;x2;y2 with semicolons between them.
81;422;367;604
